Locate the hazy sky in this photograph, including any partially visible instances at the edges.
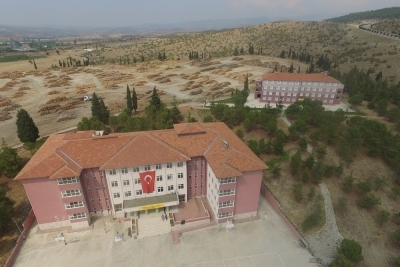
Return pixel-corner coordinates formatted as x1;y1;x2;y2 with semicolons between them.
0;0;397;27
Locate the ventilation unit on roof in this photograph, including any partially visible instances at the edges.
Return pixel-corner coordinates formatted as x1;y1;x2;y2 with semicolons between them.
222;140;229;150
92;130;104;137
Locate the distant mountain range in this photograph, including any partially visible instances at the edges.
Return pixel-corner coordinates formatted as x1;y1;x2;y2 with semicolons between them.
327;6;400;23
0;13;329;38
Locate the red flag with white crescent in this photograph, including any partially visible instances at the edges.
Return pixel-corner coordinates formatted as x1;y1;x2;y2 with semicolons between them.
139;171;155;193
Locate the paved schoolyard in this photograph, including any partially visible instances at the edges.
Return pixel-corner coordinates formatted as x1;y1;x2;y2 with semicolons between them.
14;197;318;267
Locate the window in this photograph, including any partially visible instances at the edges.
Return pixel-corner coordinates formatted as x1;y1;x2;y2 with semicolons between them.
155;164;162;170
168;185;174;191
275;92;279;96
178;184;184;189
220;177;236;184
167;174;173;180
318;94;321;97
269;86;273;90
332;88;336;92
323;100;327;103
69;213;86;220
292;98;296;102
275;98;278;101
334;83;338;86
262;97;266;101
134;179;141;184
329;100;333;103
218;212;233;219
286;98;290;102
268;92;272;95
133;167;139;172
178;173;183;179
123;180;130;186
293;93;297;97
62;189;80;197
311;93;315;97
65;201;84;209
125;191;131;197
287;93;291;96
188;162;191;168
156;175;163;181
136;190;142;196
320;82;324;85
113;192;120;199
326;88;330;92
314;82;318;85
177;161;183;167
276;86;280;91
109;169;116;175
218;200;233;209
189;174;192;179
219;189;235;196
294;87;298;91
111;181;118;187
325;94;328;98
57;177;79;185
312;88;316;91
166;162;172;168
289;87;292;91
308;82;312;85
282;87;286;91
114;203;122;212
281;93;285;96
300;87;304;91
306;87;310;91
121;168;128;174
144;165;150;171
268;97;272;101
305;93;309;97
283;81;287;84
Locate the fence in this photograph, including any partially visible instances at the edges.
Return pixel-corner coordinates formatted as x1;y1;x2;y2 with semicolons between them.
3;209;36;267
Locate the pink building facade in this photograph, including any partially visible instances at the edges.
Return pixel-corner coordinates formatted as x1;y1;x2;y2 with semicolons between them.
254;72;344;105
16;122;267;232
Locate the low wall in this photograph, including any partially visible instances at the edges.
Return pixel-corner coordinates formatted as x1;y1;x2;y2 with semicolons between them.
4;209;36;267
260;184;302;240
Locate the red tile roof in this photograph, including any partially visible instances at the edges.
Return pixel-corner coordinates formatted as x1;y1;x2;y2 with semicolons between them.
261;73;340;83
15;122;267;181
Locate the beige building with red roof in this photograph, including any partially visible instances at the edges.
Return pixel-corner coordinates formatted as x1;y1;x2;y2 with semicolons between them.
254;72;344;105
16;122;267;233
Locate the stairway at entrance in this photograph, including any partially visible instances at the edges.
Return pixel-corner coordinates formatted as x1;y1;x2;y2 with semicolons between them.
137;214;171;239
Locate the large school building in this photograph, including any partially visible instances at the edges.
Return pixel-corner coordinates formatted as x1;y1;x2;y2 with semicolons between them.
16;122;267;233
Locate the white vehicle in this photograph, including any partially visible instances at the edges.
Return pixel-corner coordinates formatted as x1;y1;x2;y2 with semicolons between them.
83;96;92;102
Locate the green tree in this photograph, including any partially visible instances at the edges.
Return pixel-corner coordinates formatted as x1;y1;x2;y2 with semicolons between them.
394;229;400;245
24;142;36;155
150;86;161;110
356;179;372;195
247;140;260;156
338;239;363;263
392;186;400;200
244;75;249;92
233;47;239;56
203;115;213;123
288;63;294;73
77;117;106;131
342;173;354;192
373;177;387;191
377;209;390;227
307;187;315;202
99;99;110;124
358;194;381;209
235;129;244;139
301;203;323;231
16;109;39;143
0;139;21;178
298;138;307;151
290;150;302;177
348;92;364;106
126;85;132;114
293;182;303;202
109;115;119;132
329;254;351;267
132;87;138;113
91;92;101;119
0;186;14;230
33;59;37;70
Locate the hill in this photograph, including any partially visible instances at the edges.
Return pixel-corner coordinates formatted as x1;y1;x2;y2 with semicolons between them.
328;7;400;23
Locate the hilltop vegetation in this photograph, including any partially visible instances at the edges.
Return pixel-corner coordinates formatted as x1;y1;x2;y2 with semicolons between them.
328;7;400;23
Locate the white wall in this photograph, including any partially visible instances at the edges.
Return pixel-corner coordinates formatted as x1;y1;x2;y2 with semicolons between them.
206;163;219;218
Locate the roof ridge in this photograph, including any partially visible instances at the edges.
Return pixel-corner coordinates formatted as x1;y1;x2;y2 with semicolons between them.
145;132;191;160
100;135;138;169
226;146;267;170
57;148;83;169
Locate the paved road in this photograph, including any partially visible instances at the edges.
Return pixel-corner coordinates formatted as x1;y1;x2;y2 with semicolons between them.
14;197;318;267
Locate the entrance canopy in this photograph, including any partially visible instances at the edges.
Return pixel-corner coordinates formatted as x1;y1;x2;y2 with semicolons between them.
123;194;179;212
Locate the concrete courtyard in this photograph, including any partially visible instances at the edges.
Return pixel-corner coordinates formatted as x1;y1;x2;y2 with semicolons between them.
14;197;318;267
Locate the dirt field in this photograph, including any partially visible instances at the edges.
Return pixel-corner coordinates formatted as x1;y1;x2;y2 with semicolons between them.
0;54;308;146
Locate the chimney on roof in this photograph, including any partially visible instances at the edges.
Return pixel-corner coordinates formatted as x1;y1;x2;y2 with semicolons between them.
274;71;278;75
222;140;229;150
92;130;104;137
324;71;328;76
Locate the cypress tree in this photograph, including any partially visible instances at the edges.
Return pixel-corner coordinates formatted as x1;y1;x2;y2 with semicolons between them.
297;66;300;73
16;109;39;143
33;60;37;70
132;87;138;113
99;99;110;124
150;86;161;110
59;60;62;67
126;85;132;114
91;92;101;119
244;74;249;92
288;63;294;73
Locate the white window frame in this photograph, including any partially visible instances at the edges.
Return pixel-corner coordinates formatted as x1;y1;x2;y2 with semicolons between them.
218;201;234;208
166;162;172;168
123;180;130;186
177;162;183;167
125;191;131;197
178;173;183;179
167;174;173;180
69;213;86;220
219;189;235;196
136;190;142;196
158;186;164;192
157;175;163;181
62;189;81;198
155;164;162;170
134;178;141;184
121;168;128;174
220;177;236;184
111;181;118;187
113;192;120;199
109;169;116;175
217;212;233;219
144;165;150;171
57;177;79;185
168;185;174;191
178;184;184;189
133;167;139;172
65;201;84;209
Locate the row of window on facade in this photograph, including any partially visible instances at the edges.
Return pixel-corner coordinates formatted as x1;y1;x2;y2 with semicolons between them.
263;92;337;98
112;184;183;199
262;97;337;104
110;173;184;188
263;86;340;93
265;81;338;86
188;160;205;168
108;162;184;176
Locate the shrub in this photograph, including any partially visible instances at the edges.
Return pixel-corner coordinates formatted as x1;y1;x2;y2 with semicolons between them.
202;115;213;123
355;179;372;195
358;194;381;209
338;239;363;263
301;204;323;231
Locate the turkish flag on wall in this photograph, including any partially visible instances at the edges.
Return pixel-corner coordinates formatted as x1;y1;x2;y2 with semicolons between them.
139;171;155;193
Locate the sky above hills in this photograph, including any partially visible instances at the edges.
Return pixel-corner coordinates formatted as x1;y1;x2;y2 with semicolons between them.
0;0;398;27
